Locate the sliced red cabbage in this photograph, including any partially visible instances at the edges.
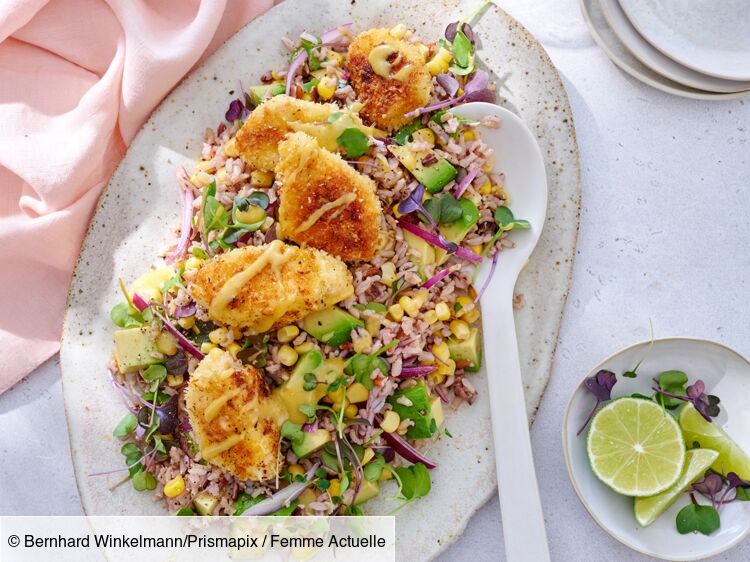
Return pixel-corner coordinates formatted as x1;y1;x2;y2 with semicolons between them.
286;23;352;96
379;426;437;469
166;169;195;263
242;463;320;516
132;293;204;360
473;251;499;303
399;365;438;378
454;166;480;198
398;219;482;264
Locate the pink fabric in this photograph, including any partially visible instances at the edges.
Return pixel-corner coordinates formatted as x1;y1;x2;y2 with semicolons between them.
0;0;274;394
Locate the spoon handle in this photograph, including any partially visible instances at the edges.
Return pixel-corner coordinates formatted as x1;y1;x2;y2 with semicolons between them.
483;289;550;562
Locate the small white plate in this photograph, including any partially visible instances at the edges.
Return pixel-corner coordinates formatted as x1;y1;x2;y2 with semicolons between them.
579;0;750;101
598;0;750;93
619;0;750;81
562;337;750;561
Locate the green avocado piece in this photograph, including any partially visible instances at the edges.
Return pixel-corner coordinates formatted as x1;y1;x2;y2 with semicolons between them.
403;230;436;274
353;479;380;505
387;381;437;439
249;83;285;106
292;429;332;459
301;308;364;347
388;144;457;193
447;327;482;372
193;492;219;516
114;327;162;373
275;351;343;424
435;198;480;264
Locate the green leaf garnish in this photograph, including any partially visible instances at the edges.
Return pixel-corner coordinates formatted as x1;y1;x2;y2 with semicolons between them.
336;128;370;158
142;364;167;384
423;193;463;225
676;503;720;535
656;370;688;410
113;413;138;437
451;30;472;68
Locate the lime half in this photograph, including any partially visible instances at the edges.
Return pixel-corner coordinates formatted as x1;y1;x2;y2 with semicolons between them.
634;448;719;526
587;397;686;496
680;403;750;480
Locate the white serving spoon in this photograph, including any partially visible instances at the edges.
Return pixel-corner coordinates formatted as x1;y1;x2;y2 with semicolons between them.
451;102;550;561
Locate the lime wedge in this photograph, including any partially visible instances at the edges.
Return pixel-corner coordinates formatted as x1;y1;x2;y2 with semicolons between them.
587;397;686;496
634;448;719;526
679;403;750;480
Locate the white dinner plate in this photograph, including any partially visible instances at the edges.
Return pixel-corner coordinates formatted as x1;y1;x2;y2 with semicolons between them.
598;0;750;93
619;0;750;81
563;338;750;561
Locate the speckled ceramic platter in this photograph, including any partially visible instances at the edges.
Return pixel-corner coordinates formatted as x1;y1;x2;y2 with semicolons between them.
60;1;580;560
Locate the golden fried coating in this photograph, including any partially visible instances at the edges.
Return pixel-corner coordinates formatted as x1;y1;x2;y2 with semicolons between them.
346;27;433;131
190;240;353;332
276;132;382;262
185;348;279;481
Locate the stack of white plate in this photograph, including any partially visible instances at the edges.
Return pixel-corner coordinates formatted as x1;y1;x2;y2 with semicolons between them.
580;0;750;100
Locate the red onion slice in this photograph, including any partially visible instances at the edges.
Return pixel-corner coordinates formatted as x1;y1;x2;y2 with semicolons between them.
242;463;320;516
398;219;482;264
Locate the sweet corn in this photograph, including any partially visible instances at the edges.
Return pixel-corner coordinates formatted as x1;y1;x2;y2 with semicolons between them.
327;51;344;65
277;325;299;343
184;256;203;271
250;169;274;188
365;315;381;337
432;341;450;363
316;77;336;100
380;410;400;433
298;488;318;506
463;130;477;142
345;404;358;418
399;296;420;318
479;181;493;195
196;160;216;173
200;342;216;354
437;358;456;378
156;333;178;356
413;289;429;308
278;345;298;367
455;296;473;317
328;478;341;498
208;327;228;345
190;171;213;187
223;138;239;157
432;371;446;385
450;320;471;340
423;309;438;325
397;420;411;435
482;157;495;173
353;331;373;354
332;398;349;413
295;342;315;353
380;262;397;286
346;382;370;403
271;69;285;81
163;475;185;498
362;447;375;465
379;467;393;481
464;309;481;324
411;128;435;147
288;464;305;477
227;342;242;359
426;46;452;75
215;167;227;184
389;24;408;39
388;304;404;322
167;374;184;387
301;92;314;101
177;316;195;330
235;204;266;225
326;386;345;405
435;302;451;321
470;244;483;254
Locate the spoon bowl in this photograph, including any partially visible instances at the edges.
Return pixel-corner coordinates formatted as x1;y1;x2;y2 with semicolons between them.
451;102;550;560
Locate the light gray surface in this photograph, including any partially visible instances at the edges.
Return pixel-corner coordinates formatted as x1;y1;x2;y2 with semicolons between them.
1;0;749;560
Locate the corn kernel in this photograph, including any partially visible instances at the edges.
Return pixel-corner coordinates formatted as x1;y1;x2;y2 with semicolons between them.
479;181;493;195
435;302;451;321
295;342;315;353
388;304;404;321
389;24;407;39
464;309;481;324
423;309;438;325
190;171;213;188
327;51;344;66
208;327;228;344
332;398;349;413
316;77;336;100
437;358;456;378
345;404;358;418
156;333;178;356
426;46;452;75
277;325;300;343
353;331;373;354
346;382;370;403
380;262;397;286
288;464;305;477
328;478;341;498
470;244;483;254
167;374;184;387
163;475;185;498
411;128;435;147
278;345;298;367
379;467;393;481
184;256;203;270
215;167;227;184
482;157;495;173
177;316;195;330
362;447;375;465
227;342;242;359
301;92;314;101
450;320;471;340
431;371;446;385
326;386;345;404
200;342;216;354
223;138;239;157
365;315;381;337
380;410;400;433
271;69;285;81
463;130;477;142
399;296;420;318
397;420;411;435
413;289;429;307
235;204;266;225
432;341;450;363
298;488;318;506
250;169;274;188
196;160;216;173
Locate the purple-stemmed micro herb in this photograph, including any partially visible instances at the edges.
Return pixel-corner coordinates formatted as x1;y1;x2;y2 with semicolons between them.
577;369;617;435
652;379;721;422
692;471;750;511
397;184;459;254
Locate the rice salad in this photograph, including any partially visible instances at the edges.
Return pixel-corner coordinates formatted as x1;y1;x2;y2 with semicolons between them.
102;3;531;517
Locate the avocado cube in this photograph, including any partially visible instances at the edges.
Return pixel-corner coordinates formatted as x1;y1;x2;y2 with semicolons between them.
114;327;162;373
435;198;480;264
300;308;363;347
387;381;437;439
447;327;482;372
274;351;344;424
388;144;457;193
249;83;285;106
292;429;332;459
430;396;445;429
352;479;380;506
403;230;436;274
193;492;219;516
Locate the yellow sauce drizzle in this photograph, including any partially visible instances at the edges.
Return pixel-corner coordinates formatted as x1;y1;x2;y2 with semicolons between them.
202;434;243;460
204;388;241;423
294;192;357;235
368;44;412;82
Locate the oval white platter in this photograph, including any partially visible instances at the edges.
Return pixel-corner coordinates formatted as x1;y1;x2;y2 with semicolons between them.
59;1;580;560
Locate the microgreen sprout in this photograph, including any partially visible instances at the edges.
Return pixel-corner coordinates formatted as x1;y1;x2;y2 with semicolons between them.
577;370;617;435
652;379;721;422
